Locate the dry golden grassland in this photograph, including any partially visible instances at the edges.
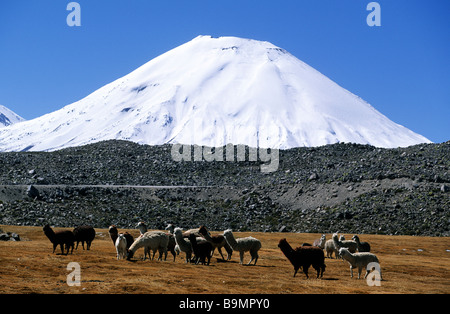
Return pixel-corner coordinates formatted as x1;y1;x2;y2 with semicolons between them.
0;225;449;294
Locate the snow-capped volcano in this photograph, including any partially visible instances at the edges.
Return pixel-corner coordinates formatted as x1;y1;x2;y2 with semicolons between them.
0;105;25;128
0;35;431;152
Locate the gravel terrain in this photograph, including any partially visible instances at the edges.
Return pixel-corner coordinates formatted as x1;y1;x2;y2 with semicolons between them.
0;140;448;236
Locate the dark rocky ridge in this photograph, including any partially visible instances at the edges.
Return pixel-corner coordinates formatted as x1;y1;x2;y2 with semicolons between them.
0;140;448;236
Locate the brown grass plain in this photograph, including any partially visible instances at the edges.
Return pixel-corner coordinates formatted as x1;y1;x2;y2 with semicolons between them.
0;225;449;294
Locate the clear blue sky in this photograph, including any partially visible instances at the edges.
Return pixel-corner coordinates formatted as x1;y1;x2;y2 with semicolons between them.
1;0;449;143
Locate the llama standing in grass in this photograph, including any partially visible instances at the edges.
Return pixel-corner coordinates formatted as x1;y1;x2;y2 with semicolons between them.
43;225;75;255
137;221;177;261
109;225;134;251
313;234;326;249
324;239;338;258
223;229;261;265
173;227;194;263
189;234;213;265
352;235;371;252
339;248;382;280
198;226;233;260
115;234;128;260
73;225;95;250
332;233;357;254
278;238;326;279
127;231;169;261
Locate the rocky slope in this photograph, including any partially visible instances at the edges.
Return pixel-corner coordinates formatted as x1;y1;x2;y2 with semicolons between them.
0;140;448;236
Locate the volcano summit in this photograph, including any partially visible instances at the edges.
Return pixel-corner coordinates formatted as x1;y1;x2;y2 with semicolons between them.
0;36;431;152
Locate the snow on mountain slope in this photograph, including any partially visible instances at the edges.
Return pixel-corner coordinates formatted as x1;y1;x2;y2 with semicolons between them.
0;35;431;152
0;105;25;128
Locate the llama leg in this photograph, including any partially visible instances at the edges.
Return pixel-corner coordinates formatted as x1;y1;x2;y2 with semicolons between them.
143;248;147;260
358;266;363;279
350;266;354;278
314;265;320;278
226;249;231;260
248;251;258;265
303;266;309;279
239;251;244;264
364;269;370;279
217;247;225;260
157;249;162;261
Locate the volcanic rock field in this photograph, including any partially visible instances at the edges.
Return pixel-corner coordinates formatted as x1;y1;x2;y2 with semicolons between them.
0;140;448;236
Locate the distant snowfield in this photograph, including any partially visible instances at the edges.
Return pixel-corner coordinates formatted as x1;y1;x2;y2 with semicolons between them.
0;105;25;128
0;36;431;152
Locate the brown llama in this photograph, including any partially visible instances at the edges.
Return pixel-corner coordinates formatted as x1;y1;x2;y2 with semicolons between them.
43;224;75;255
189;234;213;265
108;225;134;251
198;226;233;260
278;238;326;279
73;225;96;250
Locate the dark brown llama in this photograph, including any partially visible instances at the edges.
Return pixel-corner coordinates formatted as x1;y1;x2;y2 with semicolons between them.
189;233;213;265
278;238;326;279
43;224;75;255
73;225;96;250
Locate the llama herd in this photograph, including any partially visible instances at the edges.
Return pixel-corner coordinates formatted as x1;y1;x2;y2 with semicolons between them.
42;223;381;281
282;232;382;280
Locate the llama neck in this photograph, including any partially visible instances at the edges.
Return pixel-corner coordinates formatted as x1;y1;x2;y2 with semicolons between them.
202;231;213;242
189;236;198;249
342;251;356;265
333;236;340;247
129;238;145;254
175;231;189;247
224;232;238;249
319;238;326;247
44;228;56;243
138;225;147;235
109;232;118;244
279;242;296;265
